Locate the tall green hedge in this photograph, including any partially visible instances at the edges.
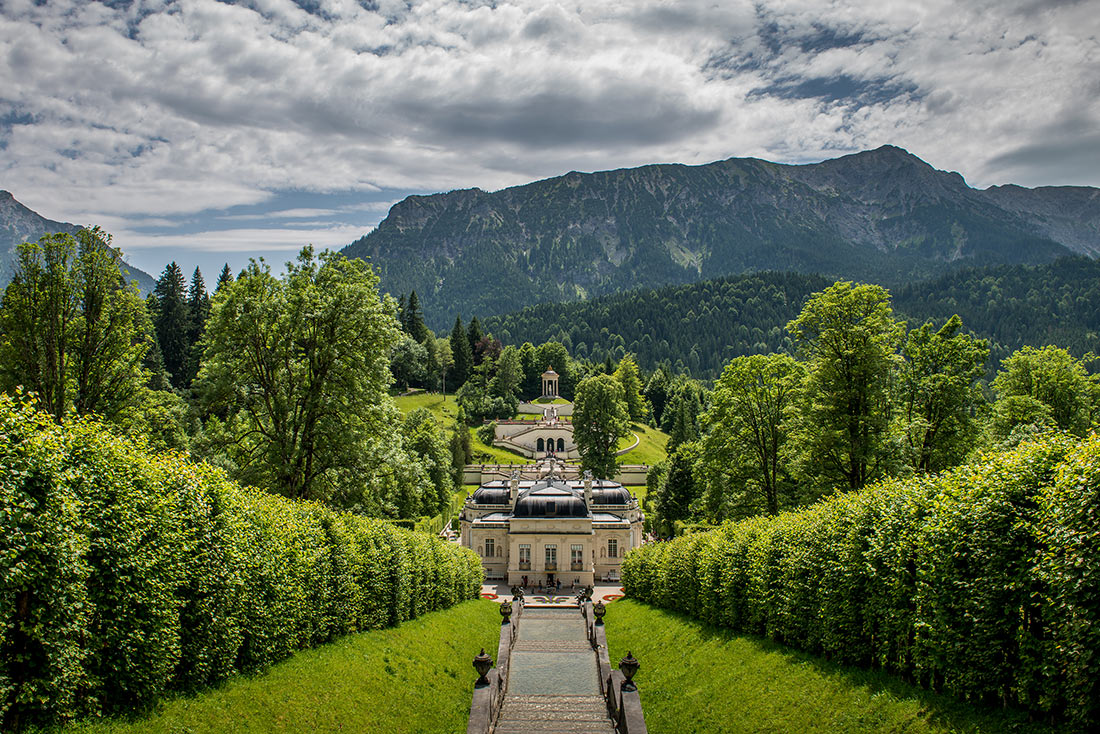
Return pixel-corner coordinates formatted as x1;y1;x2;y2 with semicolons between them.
0;395;482;730
623;433;1100;727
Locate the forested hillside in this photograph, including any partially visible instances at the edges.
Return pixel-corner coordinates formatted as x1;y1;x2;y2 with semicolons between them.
895;256;1100;362
485;272;831;376
343;146;1100;329
483;258;1100;376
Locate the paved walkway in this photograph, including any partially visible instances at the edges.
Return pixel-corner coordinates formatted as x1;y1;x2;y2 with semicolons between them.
495;607;615;734
480;582;625;606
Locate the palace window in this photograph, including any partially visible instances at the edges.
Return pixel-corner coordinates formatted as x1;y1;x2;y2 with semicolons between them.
571;544;583;570
485;538;494;558
519;544;531;569
608;539;618;559
545;544;557;570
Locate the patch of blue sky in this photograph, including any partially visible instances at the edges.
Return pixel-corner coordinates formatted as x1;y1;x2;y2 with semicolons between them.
750;75;920;107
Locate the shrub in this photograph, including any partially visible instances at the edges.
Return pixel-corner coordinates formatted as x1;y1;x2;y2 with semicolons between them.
623;432;1100;726
0;395;481;730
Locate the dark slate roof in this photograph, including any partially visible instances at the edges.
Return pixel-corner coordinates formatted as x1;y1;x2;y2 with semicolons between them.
471;486;510;505
590;486;632;505
469;476;635;516
512;482;588;518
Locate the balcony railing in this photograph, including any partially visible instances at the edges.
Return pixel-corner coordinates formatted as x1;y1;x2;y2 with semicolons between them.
544;562;557;571
570;562;585;571
518;561;531;570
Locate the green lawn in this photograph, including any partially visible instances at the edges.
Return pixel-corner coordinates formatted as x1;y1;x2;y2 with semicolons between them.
393;392;460;424
58;600;500;734
602;600;1052;734
617;423;670;466
469;430;533;464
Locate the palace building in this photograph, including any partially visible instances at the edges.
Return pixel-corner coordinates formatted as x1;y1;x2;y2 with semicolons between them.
459;468;644;586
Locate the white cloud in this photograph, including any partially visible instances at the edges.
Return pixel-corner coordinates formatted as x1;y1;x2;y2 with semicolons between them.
0;0;1096;260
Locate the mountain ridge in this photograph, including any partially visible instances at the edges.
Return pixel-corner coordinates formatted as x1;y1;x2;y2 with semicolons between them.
342;145;1099;329
0;190;156;294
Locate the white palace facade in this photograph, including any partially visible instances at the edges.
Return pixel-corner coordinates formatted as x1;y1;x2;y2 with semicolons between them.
459;469;644;586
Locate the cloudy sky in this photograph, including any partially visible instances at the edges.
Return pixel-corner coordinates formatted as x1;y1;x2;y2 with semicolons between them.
2;0;1098;279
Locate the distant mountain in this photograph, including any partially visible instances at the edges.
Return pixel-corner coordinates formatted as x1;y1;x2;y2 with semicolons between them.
483;258;1100;377
0;190;155;293
342;146;1099;329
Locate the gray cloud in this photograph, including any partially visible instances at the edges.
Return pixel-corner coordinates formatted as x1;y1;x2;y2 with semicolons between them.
0;0;1096;261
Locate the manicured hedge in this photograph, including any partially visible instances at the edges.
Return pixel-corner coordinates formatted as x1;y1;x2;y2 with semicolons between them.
623;433;1100;727
0;395;482;730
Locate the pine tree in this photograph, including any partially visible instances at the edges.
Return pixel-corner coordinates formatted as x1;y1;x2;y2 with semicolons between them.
404;291;432;344
667;399;698;452
467;316;484;364
185;267;211;386
450;315;473;389
613;354;646;422
215;263;233;293
656;443;700;535
153;262;189;389
644;368;670;426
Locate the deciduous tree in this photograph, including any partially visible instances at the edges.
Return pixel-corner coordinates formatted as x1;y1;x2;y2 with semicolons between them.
991;345;1095;437
614;354;646;422
700;354;802;516
896;315;989;472
197;247;405;505
0;227;151;422
787;281;904;491
573;374;630;478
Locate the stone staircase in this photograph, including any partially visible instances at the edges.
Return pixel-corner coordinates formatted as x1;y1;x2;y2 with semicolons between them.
466;600;644;734
494;607;616;734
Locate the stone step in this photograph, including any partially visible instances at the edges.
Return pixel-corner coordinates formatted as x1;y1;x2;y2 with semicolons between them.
494;724;616;734
499;703;609;719
513;640;592;652
502;694;607;709
497;693;614;733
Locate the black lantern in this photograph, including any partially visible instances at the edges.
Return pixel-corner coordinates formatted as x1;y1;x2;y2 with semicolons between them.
473;648;493;685
593;600;606;625
500;600;513;624
619;651;639;691
510;585;521;600
584;584;594;601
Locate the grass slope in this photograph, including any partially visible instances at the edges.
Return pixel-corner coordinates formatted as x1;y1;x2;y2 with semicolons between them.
58;600;500;734
603;600;1051;734
618;423;670;466
393;393;534;464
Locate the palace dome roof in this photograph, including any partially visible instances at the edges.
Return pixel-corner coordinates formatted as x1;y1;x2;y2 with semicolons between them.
471;484;511;505
590;486;632;505
512;481;588;518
